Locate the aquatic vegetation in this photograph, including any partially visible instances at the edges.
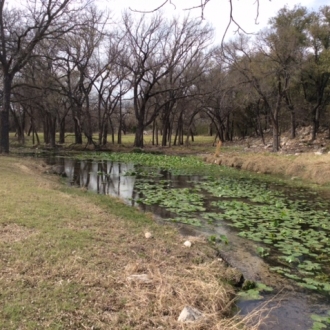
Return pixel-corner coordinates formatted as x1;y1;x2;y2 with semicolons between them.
208;234;229;245
83;152;330;295
84;152;213;175
237;282;273;300
256;246;270;257
311;311;330;330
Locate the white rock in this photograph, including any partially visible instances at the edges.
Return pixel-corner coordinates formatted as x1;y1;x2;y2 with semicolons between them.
314;151;323;155
127;274;152;283
145;232;152;239
178;306;203;323
183;240;192;247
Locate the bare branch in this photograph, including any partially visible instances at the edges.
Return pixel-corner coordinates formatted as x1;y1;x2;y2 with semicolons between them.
254;0;260;24
182;0;211;20
129;0;262;46
129;0;176;14
221;0;259;47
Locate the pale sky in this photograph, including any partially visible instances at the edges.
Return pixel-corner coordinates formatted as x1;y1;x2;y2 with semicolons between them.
98;0;329;44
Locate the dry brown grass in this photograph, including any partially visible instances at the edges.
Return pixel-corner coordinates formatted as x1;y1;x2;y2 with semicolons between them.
204;152;330;186
0;156;268;329
0;223;37;243
214;140;222;157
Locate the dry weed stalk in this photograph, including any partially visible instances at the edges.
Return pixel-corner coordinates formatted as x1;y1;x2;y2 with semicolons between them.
214;140;222;157
220;291;283;330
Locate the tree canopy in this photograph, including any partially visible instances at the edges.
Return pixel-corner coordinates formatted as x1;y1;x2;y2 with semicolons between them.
1;2;330;152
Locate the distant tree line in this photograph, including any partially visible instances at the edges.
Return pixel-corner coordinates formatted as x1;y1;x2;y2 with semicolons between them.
1;1;329;153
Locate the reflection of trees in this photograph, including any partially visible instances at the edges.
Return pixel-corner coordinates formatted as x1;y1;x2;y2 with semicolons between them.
62;159;136;202
59;158;199;218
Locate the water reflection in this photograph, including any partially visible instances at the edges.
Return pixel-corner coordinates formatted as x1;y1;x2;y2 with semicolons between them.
53;158;138;204
53;158;199;217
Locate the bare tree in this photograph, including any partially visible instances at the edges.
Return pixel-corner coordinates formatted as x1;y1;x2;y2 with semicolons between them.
52;6;108;145
121;12;213;148
0;0;91;153
93;32;131;146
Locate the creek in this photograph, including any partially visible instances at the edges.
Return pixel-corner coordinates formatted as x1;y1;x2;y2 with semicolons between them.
47;156;330;330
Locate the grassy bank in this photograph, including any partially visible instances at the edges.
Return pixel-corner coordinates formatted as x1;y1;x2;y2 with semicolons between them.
0;156;259;330
205;152;330;187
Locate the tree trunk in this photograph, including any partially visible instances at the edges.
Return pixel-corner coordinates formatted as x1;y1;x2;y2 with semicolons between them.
43;116;49;144
10;107;25;144
72;106;83;144
272;119;280;152
290;111;296;139
59;118;65;144
224;114;230;141
49;116;57;148
29;118;39;145
103;122;108;145
0;74;12;153
152;120;157;146
176;113;184;146
44;112;57;148
117;97;122;145
173;125;178;146
209;123;213;136
84;98;94;145
258;116;265;145
109;117;115;144
311;106;320;141
168;124;173;147
33;130;40;145
161;114;170;147
134;123;144;148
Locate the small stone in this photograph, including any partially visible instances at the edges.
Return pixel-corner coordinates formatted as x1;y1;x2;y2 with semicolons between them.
178;306;203;322
183;240;192;247
127;274;152;283
145;232;152;239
